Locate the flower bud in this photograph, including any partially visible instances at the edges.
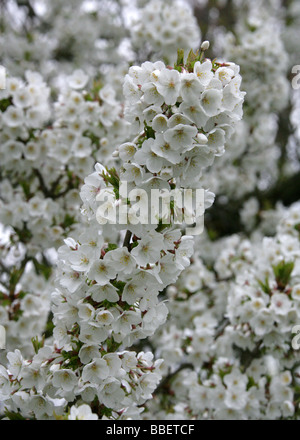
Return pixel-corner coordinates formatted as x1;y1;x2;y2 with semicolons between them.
201;40;210;51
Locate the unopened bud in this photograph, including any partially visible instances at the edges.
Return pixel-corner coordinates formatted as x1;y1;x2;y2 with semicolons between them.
196;133;208;144
201;41;210;51
167;285;178;297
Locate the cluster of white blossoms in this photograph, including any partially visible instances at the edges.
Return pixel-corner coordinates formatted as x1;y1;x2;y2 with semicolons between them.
0;53;245;419
280;0;300;67
1;0;300;422
130;0;201;64
224;20;289;113
0;71;50;136
0;264;52;361
145;202;300;419
0;0;127;82
122;55;245;183
199;1;291;200
0;70;131;361
52;72;130;174
0;70;129;250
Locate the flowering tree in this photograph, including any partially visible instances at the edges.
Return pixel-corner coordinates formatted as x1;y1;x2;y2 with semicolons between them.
0;0;299;420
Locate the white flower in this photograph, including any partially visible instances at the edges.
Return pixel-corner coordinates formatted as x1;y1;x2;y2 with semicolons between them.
134;138;163;173
88;283;119;303
193;60;214;86
99;84;116;104
119;142;137;162
270;293;291;316
3;106;24;127
53;324;70;348
151;133;181;164
131;232;163;266
105;247;136;275
155;68;181;106
223;369;248;391
13;87;33;108
180;72;203;102
179;101;208;128
142;82;165;106
207;128;226;154
79;322;108;345
3;140;23;161
189;384;211;411
24;141;40;161
7;350;24;379
21;364;46;391
103;353;122;377
279;371;292;386
59;268;83;293
122;163;145;184
120;352;137;372
224;388;248;411
79;345;101;365
175;237;194;270
88;256;117;285
200;88;223;116
68;404;98;420
123;75;142;104
113;310;141;335
122;280;145;305
97;377;125;410
282;400;295;417
291;284;300;301
82;358;110;383
28;395;54;418
163;124;197;151
52;369;77;392
68;245;97;272
28;196;47;217
152;114;168;133
72;136;92;158
95;309;114;326
68;70;89;90
250;308;274;336
78;302;96;322
215;67;235;86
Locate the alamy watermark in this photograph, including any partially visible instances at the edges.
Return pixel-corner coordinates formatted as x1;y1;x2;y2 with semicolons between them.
0;325;6;350
292;325;300;350
0;65;6;90
95;182;205;235
292;65;300;90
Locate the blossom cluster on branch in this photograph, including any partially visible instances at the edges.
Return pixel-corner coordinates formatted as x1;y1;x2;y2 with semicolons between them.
0;51;245;419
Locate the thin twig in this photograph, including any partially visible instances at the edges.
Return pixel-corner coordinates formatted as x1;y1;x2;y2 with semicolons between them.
214;317;230;340
154;363;194;395
123;230;132;251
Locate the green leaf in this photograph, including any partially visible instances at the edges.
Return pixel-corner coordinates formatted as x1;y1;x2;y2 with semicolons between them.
257;277;271;295
4;409;27;420
62;214;76;230
272;260;295;290
0;97;13;112
106;336;122;352
186;49;200;72
106;243;118;252
20;180;32;198
31;335;45;354
101;168;120;199
174;48;185;72
144;122;155;139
